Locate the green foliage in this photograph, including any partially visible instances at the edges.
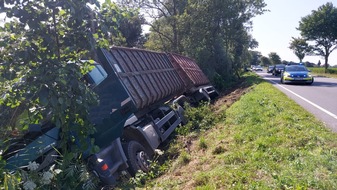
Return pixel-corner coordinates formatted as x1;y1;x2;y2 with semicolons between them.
211;73;228;91
249;51;262;66
309;67;337;78
116;155;169;189
198;137;208;150
141;0;267;81
100;1;145;47
175;103;217;136
1;171;21;190
268;52;282;65
186;0;266;78
178;151;191;166
4;160;98;190
289;37;310;62
194;172;210;186
260;56;272;66
0;0;111;188
140;0;188;53
298;2;337;71
311;67;337;74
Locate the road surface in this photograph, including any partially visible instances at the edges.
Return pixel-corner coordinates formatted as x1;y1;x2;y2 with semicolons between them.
256;70;337;132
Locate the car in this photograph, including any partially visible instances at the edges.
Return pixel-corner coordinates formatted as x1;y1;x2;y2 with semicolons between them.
254;65;263;71
272;64;285;76
267;65;274;73
280;65;314;85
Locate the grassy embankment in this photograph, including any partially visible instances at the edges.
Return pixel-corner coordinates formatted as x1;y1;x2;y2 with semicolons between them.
118;72;337;190
310;67;337;78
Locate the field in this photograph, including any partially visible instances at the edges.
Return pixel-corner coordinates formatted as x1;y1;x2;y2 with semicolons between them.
309;67;337;78
116;73;337;189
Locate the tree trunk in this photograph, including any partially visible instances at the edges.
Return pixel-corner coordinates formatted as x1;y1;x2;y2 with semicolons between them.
325;54;329;73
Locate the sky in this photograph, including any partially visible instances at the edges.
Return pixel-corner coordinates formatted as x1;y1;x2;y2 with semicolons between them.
250;0;337;66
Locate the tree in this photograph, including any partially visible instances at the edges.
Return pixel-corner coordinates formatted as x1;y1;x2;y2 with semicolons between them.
260;56;271;66
100;1;145;47
282;60;289;65
249;51;262;66
298;2;337;73
178;0;267;81
289;37;309;63
119;0;267;84
118;0;188;53
304;61;315;67
0;0;111;188
268;52;282;65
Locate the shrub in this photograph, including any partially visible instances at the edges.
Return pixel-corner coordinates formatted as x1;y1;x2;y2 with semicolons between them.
176;103;217;136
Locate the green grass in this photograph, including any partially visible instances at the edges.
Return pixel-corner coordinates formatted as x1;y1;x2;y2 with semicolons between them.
309;67;337;78
118;73;337;189
221;82;337;189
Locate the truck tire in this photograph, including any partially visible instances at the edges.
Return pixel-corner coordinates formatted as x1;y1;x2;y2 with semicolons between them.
123;141;151;176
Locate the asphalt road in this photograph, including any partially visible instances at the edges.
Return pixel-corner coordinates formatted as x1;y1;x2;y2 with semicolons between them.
256;70;337;132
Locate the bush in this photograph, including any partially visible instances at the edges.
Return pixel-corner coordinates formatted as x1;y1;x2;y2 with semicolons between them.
175;103;217;136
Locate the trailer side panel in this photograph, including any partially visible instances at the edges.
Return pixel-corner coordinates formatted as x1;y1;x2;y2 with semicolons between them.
168;53;210;90
99;47;185;110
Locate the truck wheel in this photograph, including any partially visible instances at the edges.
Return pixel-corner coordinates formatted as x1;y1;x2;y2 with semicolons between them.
123;141;151;176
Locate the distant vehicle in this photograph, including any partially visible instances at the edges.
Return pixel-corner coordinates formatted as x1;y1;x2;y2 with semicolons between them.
267;66;274;73
280;65;314;85
272;64;285;76
254;65;263;71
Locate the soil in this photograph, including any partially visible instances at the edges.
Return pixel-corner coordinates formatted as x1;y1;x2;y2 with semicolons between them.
213;80;252;113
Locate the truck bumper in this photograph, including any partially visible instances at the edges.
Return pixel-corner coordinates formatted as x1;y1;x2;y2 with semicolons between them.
88;138;128;185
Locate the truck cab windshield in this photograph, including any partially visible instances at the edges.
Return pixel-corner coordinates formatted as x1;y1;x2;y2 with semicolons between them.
85;63;108;88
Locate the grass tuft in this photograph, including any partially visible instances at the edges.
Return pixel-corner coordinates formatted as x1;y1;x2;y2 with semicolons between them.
198;137;208;150
212;146;226;155
178;151;191;166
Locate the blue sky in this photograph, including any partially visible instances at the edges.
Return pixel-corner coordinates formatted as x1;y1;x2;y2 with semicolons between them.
251;0;337;66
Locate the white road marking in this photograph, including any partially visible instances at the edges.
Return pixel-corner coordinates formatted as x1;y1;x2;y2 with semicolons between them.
268;79;337;120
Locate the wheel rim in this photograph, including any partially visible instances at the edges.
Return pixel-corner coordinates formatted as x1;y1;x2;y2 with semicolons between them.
136;151;150;172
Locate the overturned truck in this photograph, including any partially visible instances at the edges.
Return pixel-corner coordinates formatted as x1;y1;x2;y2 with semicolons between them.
4;46;218;185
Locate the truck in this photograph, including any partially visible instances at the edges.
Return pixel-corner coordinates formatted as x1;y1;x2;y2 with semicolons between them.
3;46;218;185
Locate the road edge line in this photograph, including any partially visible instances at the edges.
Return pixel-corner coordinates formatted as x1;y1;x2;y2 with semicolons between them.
268;79;337;120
